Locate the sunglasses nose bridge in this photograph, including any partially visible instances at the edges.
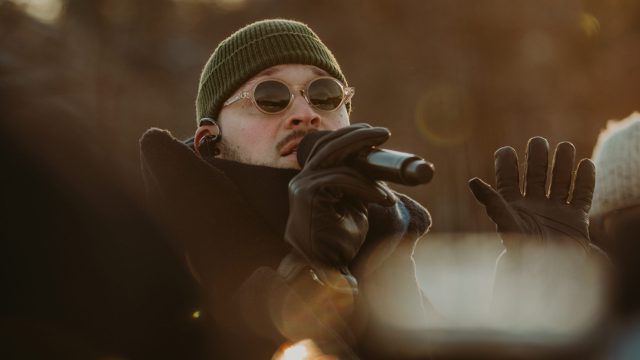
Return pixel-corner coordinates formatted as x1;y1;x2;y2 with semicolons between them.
289;89;318;114
283;88;323;129
298;89;311;106
284;85;310;107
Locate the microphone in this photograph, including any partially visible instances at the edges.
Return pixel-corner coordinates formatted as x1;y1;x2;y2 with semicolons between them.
297;130;435;186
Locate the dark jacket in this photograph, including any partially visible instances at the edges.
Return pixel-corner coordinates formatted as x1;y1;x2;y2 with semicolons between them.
139;128;433;359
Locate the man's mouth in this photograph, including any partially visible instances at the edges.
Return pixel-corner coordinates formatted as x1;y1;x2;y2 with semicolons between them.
280;137;303;157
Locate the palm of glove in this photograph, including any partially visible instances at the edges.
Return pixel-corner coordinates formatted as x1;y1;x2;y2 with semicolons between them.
495;196;590;251
469;137;595;252
289;169;373;266
285;124;396;278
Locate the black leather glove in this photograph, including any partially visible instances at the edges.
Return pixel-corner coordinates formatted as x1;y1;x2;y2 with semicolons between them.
468;137;609;326
283;124;397;294
468;137;595;252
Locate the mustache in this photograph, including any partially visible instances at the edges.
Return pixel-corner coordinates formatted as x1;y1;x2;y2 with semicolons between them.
275;128;319;153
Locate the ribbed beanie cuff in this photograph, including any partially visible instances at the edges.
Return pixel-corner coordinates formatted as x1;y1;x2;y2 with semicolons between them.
195;19;347;123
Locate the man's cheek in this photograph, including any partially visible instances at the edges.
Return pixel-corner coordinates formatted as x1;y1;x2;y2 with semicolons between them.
327;112;350;130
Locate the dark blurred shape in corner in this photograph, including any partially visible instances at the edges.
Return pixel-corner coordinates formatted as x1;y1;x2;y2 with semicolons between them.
0;2;208;359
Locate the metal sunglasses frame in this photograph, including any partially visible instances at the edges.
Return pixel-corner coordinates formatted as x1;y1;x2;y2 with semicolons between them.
223;76;355;114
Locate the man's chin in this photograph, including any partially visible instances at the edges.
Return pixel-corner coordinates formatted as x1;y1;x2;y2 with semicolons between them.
240;154;300;169
276;153;302;170
217;151;300;169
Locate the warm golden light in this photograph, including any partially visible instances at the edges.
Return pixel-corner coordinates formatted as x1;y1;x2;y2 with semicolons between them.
173;0;247;10
579;12;600;38
9;0;63;24
272;339;333;360
282;342;309;360
191;310;201;319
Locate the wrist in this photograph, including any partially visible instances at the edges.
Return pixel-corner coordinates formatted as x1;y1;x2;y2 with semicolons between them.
278;252;358;295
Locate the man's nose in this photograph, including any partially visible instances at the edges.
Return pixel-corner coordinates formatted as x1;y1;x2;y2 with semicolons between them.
283;93;320;129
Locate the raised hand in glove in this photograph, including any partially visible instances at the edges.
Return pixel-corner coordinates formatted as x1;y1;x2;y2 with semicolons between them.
469;137;607;326
282;124;397;294
468;136;595;253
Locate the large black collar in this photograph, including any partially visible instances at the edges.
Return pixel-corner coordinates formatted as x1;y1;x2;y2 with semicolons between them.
203;157;299;240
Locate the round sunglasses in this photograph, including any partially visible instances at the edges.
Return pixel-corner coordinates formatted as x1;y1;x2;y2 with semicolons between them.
223;77;354;114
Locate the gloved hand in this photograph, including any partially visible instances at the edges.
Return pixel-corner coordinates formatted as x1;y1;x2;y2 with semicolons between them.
283;124;397;294
468;137;595;253
469;137;607;326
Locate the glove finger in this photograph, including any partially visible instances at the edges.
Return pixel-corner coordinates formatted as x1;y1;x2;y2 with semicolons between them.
494;146;522;202
306;125;391;170
307;125;389;169
524;136;549;198
469;177;520;233
304;124;370;166
570;159;595;213
303;167;397;207
548;142;576;202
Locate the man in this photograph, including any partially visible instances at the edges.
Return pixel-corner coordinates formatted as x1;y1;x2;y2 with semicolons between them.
141;19;431;358
140;19;599;359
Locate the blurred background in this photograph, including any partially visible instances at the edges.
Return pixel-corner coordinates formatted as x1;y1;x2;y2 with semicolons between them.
1;0;638;358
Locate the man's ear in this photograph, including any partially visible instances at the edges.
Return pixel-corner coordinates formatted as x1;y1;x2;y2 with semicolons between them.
194;119;221;157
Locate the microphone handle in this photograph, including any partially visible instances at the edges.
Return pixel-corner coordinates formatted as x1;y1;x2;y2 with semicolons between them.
350;149;434;186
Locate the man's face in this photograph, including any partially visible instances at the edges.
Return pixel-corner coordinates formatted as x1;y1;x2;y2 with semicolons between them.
213;64;351;169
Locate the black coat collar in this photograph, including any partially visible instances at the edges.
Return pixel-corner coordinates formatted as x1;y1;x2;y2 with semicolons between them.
140;128;431;287
204;157;298;239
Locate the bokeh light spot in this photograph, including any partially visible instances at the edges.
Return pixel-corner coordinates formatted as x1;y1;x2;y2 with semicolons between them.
579;12;600;38
415;84;476;146
191;310;201;319
521;31;555;65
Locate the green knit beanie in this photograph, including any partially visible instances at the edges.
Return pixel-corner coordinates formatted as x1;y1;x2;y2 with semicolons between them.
195;19;348;124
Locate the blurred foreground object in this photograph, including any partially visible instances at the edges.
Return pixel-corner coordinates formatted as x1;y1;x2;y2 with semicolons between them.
590;112;640;315
362;234;607;359
0;3;206;359
588;112;640;359
590;112;640;219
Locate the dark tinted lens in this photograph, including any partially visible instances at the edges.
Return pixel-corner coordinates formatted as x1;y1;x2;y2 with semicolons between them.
254;80;291;113
307;78;344;111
